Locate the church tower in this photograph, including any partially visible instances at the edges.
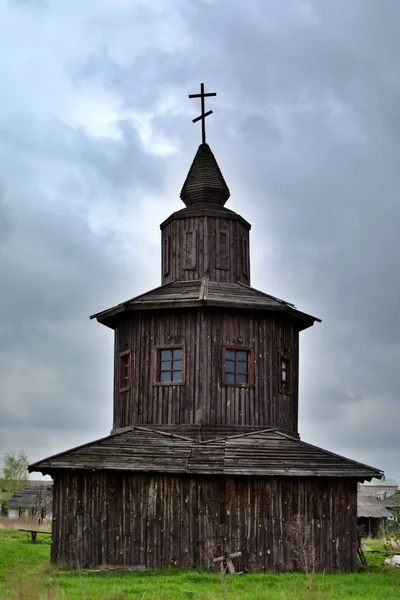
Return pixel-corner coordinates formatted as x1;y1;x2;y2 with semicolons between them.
91;86;318;437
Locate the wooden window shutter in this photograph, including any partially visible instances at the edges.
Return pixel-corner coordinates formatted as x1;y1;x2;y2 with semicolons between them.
163;234;170;276
216;230;229;270
242;236;249;276
183;230;196;269
118;350;131;393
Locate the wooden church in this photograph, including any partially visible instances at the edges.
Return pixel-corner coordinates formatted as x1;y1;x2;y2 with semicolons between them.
30;86;381;571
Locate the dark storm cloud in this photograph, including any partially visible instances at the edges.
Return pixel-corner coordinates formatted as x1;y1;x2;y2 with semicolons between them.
0;108;166;463
1;0;399;483
0;115;164;196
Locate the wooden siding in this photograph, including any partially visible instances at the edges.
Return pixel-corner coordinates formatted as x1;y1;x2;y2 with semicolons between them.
161;216;250;285
51;472;358;571
113;309;299;433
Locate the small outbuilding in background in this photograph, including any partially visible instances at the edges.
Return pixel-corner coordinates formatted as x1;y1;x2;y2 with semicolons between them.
8;481;53;522
357;490;390;538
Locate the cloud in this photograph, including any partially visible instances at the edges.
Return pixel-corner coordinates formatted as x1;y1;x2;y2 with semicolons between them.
7;0;47;13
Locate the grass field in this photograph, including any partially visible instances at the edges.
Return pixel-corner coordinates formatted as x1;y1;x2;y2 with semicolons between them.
0;528;399;599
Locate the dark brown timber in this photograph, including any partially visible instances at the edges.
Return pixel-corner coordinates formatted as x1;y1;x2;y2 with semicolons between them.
29;93;382;572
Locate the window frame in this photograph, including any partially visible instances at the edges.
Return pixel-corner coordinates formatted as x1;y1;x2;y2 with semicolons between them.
242;236;249;277
183;230;197;270
216;230;229;270
163;234;170;277
118;349;132;393
154;345;186;386
222;345;254;388
279;354;291;394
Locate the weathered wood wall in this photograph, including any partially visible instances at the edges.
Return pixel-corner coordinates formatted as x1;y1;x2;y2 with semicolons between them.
161;213;250;285
51;472;358;571
114;308;299;433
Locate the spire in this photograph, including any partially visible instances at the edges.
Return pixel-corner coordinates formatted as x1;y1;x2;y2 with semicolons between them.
180;143;230;207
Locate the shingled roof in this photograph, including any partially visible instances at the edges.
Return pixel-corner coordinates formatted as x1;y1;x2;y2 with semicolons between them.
381;490;400;509
180;143;230;207
90;278;320;330
29;427;382;481
8;481;53;510
357;490;391;519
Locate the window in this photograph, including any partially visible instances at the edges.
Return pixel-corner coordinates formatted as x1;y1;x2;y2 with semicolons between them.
183;230;197;269
242;236;249;276
155;346;185;384
280;355;290;393
118;350;131;392
216;230;229;270
163;234;170;277
223;346;254;386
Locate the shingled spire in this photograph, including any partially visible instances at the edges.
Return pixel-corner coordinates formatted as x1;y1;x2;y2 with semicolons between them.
180;143;230;207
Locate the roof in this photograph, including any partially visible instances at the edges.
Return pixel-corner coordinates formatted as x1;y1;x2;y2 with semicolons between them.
8;481;53;509
90;278;320;330
180;143;230;207
363;477;398;488
159;203;251;230
29;427;382;481
381;491;400;509
357;491;391;519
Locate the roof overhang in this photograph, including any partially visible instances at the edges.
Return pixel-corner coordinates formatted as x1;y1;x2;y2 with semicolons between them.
160;205;251;230
90;299;319;330
29;427;382;482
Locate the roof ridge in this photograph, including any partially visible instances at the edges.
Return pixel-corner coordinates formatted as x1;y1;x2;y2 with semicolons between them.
200;427;279;444
132;426;195;442
129;280;202;303
236;281;296;308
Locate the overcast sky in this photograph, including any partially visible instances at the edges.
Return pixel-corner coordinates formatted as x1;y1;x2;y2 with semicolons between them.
1;0;399;486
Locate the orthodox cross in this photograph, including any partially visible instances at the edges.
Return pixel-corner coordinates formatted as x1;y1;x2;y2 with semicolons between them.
189;83;216;144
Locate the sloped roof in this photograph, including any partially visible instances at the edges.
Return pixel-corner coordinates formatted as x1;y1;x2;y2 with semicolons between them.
29;427;381;481
363;477;398;488
180;143;230;207
357;491;391;518
8;481;53;509
381;490;400;509
90;278;320;330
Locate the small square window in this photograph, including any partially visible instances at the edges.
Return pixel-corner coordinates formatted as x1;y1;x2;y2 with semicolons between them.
155;346;185;385
223;346;253;386
118;350;131;393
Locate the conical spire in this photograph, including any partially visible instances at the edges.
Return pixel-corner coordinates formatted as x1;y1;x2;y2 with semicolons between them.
180;143;230;207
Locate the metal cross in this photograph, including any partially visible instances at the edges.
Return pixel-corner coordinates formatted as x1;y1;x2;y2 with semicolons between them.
189;83;217;144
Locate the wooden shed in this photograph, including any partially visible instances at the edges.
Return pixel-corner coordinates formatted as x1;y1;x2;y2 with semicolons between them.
357;490;390;538
8;481;53;521
30;139;382;571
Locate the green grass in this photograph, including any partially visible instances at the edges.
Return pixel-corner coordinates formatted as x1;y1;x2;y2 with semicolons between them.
0;530;399;599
